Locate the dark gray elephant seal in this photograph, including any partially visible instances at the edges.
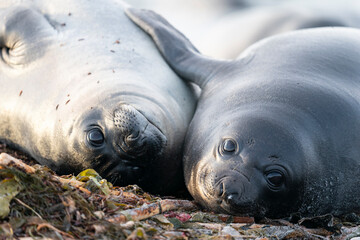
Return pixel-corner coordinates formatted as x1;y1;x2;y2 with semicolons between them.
0;0;197;194
126;9;360;217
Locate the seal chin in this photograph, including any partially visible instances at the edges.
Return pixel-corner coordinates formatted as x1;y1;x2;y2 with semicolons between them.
219;200;267;218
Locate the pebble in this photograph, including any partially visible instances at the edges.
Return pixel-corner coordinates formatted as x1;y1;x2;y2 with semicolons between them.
222;225;241;236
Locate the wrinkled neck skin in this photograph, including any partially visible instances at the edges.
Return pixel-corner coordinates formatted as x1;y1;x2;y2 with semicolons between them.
185;28;360;217
0;0;196;193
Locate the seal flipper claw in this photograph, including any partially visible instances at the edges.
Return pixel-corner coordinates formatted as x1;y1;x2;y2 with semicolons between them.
125;8;227;89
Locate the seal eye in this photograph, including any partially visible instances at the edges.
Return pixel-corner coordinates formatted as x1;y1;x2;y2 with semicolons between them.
87;129;104;147
222;139;237;153
266;171;284;188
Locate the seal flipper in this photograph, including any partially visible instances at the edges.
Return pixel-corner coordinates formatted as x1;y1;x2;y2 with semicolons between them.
125;8;226;89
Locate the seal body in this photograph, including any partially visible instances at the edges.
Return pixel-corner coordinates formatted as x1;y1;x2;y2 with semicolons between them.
0;0;197;194
198;3;360;59
126;8;360;217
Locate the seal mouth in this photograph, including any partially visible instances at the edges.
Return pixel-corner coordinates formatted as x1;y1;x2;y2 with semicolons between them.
117;142;144;160
103;160;147;186
219;198;266;218
86;152;147;187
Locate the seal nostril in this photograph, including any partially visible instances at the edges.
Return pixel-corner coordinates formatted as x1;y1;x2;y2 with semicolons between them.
127;130;140;141
125;131;142;147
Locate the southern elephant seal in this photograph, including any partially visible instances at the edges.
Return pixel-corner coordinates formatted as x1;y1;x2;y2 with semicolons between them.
0;0;197;194
126;9;360;217
197;2;360;59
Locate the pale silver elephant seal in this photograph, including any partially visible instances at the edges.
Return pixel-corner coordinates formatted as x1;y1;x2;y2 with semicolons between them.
0;0;197;194
198;3;359;59
126;8;360;217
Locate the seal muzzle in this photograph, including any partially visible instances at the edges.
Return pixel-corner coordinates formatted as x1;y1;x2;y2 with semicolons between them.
113;104;167;160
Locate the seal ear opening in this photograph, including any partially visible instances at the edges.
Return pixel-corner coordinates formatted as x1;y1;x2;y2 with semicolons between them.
0;7;56;68
125;8;229;89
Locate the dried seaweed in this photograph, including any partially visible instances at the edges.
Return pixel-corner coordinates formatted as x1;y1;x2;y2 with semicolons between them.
0;146;360;239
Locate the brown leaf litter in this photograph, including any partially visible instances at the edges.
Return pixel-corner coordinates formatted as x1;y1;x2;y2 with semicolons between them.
0;143;360;239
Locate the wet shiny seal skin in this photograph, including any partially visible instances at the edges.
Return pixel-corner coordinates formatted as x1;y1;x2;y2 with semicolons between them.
126;8;360;217
0;0;197;194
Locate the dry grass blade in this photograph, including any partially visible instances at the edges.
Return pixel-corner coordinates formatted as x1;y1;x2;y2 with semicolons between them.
107;199;198;223
0;152;87;189
0;153;35;173
36;223;75;239
14;198;43;220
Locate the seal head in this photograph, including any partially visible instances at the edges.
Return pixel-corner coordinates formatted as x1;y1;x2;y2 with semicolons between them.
186;111;309;218
69;102;167;189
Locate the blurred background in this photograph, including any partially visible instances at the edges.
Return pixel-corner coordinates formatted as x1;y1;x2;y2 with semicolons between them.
123;0;360;59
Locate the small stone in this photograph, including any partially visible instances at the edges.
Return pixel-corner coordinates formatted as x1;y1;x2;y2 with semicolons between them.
222;225;240;236
127;227;147;240
93;211;105;219
120;221;135;229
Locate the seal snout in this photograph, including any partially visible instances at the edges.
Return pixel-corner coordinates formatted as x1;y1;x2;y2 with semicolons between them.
213;176;256;214
113;104;167;159
217;183;241;206
214;177;244;204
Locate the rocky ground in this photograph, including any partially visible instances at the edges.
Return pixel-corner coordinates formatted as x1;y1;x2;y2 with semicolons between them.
1;142;360;239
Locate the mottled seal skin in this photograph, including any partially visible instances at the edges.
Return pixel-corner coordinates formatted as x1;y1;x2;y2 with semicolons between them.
126;9;360;217
0;0;197;194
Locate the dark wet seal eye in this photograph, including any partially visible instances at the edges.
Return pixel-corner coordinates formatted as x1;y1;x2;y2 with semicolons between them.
222;139;237;153
266;171;284;188
87;129;105;147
